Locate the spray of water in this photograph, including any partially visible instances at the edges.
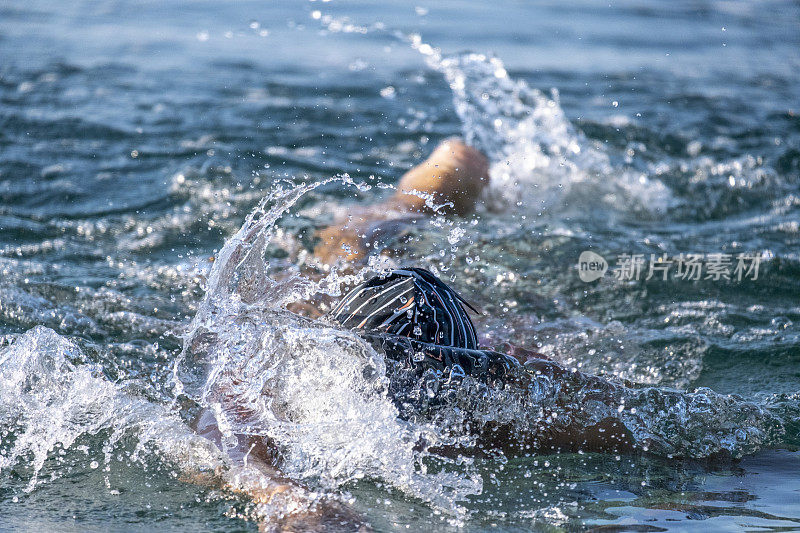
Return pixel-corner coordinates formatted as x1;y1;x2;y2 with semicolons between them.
0;326;223;494
312;10;674;215
406;35;675;214
173;177;483;518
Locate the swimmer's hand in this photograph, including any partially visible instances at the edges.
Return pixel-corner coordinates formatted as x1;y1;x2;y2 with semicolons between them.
189;409;371;531
257;498;371;533
179;466;370;532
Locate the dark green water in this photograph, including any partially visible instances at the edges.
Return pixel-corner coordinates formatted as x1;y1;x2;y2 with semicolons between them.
1;1;799;531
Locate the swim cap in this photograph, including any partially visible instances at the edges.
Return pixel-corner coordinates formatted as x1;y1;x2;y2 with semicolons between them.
329;267;479;349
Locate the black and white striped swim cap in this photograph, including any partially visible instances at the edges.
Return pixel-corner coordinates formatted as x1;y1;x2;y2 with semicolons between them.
329;267;479;349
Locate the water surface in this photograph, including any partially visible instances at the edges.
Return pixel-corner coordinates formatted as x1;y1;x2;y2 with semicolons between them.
1;0;800;531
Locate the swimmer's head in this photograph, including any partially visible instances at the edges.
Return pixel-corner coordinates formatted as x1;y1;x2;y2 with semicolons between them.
329;267;479;349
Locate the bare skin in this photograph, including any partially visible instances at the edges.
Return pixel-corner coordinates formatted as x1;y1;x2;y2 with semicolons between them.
191;409;367;532
314;138;489;264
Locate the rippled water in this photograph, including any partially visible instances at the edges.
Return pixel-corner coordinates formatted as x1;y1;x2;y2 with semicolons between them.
2;0;799;531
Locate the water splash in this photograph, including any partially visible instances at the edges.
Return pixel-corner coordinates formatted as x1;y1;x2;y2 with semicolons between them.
174;177;484;517
312;10;660;213
307;11;674;215
316;8;676;217
414;42;674;214
0;326;222;493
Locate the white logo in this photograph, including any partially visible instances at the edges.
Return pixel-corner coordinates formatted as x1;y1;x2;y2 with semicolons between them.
578;251;608;282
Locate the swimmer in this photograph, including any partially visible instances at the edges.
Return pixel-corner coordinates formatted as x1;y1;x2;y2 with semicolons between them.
190;139;768;530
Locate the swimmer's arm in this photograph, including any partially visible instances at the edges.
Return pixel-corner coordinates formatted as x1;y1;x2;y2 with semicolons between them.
361;334;634;453
189;408;305;499
378;336;632;452
190;408;369;531
506;358;636;453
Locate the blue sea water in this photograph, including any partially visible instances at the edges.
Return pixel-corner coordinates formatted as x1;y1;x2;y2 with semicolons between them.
1;0;800;531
